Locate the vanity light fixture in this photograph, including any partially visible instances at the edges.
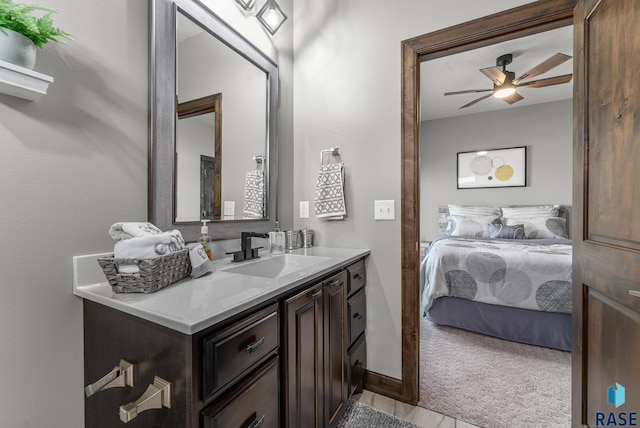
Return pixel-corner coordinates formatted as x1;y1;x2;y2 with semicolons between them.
235;0;257;11
256;0;287;35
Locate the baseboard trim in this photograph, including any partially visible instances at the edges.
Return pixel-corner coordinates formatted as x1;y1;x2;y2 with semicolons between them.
363;369;404;402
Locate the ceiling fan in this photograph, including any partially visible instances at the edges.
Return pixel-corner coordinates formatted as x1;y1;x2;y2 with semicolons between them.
444;53;573;109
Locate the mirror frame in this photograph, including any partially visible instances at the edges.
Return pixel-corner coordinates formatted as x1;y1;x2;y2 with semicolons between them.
150;0;278;242
393;0;576;404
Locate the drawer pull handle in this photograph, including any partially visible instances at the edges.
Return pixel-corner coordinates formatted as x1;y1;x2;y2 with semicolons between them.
353;273;362;280
246;337;265;355
630;290;640;298
353;312;363;320
311;290;323;300
119;376;171;423
329;280;340;288
85;359;134;397
354;360;363;368
248;414;266;428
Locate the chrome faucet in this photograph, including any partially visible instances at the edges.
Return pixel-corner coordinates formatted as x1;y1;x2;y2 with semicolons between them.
227;232;269;262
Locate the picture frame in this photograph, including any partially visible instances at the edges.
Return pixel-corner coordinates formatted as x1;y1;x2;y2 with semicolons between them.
457;146;527;189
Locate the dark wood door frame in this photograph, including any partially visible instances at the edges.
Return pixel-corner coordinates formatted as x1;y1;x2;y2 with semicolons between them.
176;93;222;221
393;0;577;404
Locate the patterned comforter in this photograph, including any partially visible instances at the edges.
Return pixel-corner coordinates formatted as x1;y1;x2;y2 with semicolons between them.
420;236;572;315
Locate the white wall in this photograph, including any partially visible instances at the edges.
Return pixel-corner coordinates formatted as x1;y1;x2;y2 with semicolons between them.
420;99;573;240
292;0;533;379
0;0;293;426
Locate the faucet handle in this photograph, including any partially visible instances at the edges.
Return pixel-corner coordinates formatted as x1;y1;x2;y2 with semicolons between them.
225;250;245;262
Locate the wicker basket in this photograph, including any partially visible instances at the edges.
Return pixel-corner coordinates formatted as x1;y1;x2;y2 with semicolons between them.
97;249;192;294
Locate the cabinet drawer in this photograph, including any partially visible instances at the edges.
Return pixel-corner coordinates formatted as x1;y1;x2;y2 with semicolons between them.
348;335;366;396
203;357;279;428
203;304;279;400
346;260;366;297
348;288;366;346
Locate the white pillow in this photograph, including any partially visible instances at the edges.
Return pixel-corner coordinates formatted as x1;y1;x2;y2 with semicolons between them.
501;205;560;218
446;214;500;237
503;216;569;239
448;204;500;217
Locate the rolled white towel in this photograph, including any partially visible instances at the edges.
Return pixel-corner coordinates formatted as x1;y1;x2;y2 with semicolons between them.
109;222;164;241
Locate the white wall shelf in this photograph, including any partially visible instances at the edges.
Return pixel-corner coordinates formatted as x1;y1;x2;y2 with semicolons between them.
0;59;54;101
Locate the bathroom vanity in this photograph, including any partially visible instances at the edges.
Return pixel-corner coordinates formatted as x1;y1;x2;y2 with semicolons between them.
74;247;369;427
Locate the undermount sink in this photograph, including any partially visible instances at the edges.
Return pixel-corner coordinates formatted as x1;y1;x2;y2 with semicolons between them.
224;254;331;279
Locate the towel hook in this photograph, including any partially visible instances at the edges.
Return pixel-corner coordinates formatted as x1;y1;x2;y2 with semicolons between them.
254;155;264;171
320;147;341;165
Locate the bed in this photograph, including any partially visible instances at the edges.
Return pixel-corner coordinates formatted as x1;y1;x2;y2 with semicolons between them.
420;204;572;351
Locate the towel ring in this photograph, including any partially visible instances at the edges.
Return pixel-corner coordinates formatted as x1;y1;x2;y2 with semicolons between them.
320;147;341;165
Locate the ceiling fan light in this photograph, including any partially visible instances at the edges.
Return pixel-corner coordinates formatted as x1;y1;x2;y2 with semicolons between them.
494;84;516;99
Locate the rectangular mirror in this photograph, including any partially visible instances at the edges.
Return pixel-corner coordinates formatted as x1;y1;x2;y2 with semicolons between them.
150;0;278;242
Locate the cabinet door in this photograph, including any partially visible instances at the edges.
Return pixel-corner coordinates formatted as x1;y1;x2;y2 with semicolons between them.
323;271;348;427
285;283;324;428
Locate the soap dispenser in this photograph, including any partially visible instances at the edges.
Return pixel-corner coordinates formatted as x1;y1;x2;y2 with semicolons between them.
269;221;286;254
199;220;212;260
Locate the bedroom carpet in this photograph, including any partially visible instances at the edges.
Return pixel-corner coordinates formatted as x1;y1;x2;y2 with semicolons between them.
419;319;571;428
336;399;419;428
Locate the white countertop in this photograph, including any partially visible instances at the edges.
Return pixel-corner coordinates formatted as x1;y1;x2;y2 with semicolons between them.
73;247;369;335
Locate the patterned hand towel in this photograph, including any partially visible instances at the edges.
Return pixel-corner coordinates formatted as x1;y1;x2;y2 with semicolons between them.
243;170;265;218
315;162;346;219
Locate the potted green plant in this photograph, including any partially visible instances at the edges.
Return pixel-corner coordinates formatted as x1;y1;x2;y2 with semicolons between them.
0;0;71;69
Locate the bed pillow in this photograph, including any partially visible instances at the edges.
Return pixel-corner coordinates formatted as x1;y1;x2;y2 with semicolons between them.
448;204;501;217
500;205;560;218
483;223;525;239
503;216;569;239
446;214;501;237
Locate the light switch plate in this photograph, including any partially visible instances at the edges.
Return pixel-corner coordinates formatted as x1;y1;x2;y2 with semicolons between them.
374;200;395;220
223;201;235;216
300;201;310;218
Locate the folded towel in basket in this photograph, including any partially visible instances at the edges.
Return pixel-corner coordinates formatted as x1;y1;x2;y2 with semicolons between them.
314;162;346;219
243;170;266;218
109;222;164;241
114;229;186;274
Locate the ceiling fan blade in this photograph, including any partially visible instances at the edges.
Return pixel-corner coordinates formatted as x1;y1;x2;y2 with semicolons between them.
502;92;524;105
460;93;493;109
444;88;493;96
517;73;573;88
480;66;507;85
513;53;572;83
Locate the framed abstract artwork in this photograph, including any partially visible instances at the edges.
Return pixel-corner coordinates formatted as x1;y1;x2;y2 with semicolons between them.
457;146;527;189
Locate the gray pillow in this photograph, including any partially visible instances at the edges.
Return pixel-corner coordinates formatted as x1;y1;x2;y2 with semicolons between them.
503;216;569;239
483;223;525;239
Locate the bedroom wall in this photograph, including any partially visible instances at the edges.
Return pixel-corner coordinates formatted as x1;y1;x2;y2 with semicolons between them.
419;98;573;240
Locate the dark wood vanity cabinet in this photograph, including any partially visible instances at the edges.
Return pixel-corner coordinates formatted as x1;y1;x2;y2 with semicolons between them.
346;259;366;395
83;301;280;428
284;270;348;428
83;256;367;428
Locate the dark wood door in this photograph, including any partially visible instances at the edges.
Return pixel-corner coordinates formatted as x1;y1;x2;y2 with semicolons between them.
285;283;324;428
323;272;348;427
573;0;640;426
